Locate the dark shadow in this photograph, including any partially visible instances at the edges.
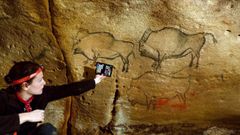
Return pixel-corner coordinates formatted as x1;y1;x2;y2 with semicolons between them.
211;115;240;129
83;66;96;79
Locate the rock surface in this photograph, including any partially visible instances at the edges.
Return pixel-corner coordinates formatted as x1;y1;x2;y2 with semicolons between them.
0;0;240;134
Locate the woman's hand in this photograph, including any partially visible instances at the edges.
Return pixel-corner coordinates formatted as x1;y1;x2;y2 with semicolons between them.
94;74;106;84
19;109;45;124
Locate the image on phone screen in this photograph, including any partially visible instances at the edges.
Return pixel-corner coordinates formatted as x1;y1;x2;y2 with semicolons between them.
95;62;113;77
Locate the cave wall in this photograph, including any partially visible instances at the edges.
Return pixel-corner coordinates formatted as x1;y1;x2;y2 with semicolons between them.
0;0;240;134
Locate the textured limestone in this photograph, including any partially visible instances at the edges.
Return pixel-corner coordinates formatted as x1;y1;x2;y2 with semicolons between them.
1;0;240;135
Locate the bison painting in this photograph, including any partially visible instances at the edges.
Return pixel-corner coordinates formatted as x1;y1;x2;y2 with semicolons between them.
73;30;134;72
139;27;217;70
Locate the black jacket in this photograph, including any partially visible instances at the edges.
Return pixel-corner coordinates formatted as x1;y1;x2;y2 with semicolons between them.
0;79;96;135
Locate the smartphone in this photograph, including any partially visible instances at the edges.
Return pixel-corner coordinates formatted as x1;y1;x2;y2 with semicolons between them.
95;62;113;77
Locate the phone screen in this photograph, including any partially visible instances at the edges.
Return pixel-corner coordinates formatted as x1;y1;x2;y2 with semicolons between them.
95;62;113;77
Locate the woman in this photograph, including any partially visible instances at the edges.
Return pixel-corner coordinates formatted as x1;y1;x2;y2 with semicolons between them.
0;61;105;135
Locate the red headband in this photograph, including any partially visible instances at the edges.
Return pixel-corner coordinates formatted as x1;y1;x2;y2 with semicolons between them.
11;67;43;85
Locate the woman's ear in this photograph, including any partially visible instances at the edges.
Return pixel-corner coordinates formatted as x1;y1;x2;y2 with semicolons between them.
21;82;29;91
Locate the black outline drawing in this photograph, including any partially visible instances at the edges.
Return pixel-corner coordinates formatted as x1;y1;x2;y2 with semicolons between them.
139;27;217;70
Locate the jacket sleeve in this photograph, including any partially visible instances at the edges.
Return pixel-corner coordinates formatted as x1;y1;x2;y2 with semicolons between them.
42;79;96;102
0;94;20;134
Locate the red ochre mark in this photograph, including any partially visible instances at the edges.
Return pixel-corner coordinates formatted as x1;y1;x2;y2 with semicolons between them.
170;103;187;110
155;98;169;108
189;91;197;97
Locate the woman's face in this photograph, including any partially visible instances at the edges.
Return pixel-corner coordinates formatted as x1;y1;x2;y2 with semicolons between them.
27;71;46;95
